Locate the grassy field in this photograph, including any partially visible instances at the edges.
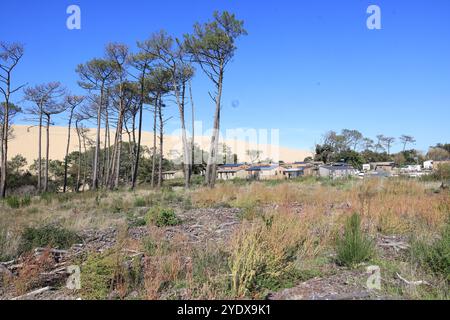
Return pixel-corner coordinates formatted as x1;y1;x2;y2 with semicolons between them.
1;177;449;300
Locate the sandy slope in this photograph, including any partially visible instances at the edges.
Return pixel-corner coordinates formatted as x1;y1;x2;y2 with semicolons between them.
8;125;312;165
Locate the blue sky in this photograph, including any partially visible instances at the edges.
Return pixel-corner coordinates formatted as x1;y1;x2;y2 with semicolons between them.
1;0;449;153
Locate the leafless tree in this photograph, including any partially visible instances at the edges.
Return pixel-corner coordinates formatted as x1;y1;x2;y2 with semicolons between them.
0;42;25;197
139;31;194;189
400;135;416;152
129;50;155;190
105;43;129;190
63;95;84;192
76;58;116;190
42;96;67;192
24;82;65;192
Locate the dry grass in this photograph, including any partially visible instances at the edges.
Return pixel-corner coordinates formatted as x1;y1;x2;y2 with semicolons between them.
143;228;192;299
1;178;448;300
229;208;322;297
193;178;449;239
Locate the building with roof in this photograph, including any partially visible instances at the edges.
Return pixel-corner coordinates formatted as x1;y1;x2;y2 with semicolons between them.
246;164;283;180
217;164;249;180
162;170;184;180
318;164;358;179
282;168;305;179
370;162;396;173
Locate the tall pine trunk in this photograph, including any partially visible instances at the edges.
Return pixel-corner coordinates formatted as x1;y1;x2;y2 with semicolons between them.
151;97;158;189
63;107;75;192
75;120;82;192
44;114;50;192
158;100;164;188
206;68;224;188
132;72;146;190
92;85;104;190
37;112;43;193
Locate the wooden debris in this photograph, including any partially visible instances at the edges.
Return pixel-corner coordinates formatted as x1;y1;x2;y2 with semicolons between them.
396;273;430;286
10;286;52;300
378;236;410;251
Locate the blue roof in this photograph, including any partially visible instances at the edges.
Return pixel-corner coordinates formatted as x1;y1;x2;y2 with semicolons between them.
284;168;304;172
246;165;279;171
220;163;244;168
321;165;355;171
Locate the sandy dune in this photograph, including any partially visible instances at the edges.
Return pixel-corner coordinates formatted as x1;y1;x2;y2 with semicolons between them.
8;125;312;165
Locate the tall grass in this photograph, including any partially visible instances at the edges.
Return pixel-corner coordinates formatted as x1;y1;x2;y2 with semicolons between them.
229;210;318;297
336;213;374;268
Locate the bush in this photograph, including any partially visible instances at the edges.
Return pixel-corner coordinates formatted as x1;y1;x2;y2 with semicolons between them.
6;196;20;208
5;195;31;209
40;192;55;204
336;213;374;268
81;251;119;300
134;197;147;207
229;213;308;297
145;206;181;227
18;225;80;254
411;221;450;280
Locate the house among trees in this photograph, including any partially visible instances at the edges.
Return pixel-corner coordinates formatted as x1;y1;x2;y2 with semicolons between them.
162;171;184;180
246;164;283;180
282;168;305;179
318;164;358;179
217;164;249;180
370;162;396;173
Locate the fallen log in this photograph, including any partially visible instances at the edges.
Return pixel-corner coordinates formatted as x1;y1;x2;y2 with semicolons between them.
396;273;430;286
10;286;52;300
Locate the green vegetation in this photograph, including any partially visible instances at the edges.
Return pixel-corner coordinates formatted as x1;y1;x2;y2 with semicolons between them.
80;250;121;300
5;195;31;208
336;213;375;268
18;225;80;254
145;206;181;227
411;221;450;280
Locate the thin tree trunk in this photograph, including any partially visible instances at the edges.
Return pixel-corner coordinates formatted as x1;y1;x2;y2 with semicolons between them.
82;133;87;192
92;84;104;190
0;96;9;198
124;121;135;185
151;97;158;189
75;120;82;192
63;107;75;192
206;68;224;188
158;100;163;188
44;114;50;192
172;78;190;189
132;73;146;190
38;112;42;193
103;102;111;187
189;80;195;178
114;127;122;188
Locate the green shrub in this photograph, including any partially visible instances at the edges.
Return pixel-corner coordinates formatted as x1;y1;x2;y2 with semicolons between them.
6;196;21;208
133;197;147;208
411;222;450;280
81;251;118;300
21;195;31;207
40;192;54;204
111;197;125;213
18;225;80;254
81;248;141;300
336;213;374;267
5;195;32;209
126;213;146;228
145;206;181;227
